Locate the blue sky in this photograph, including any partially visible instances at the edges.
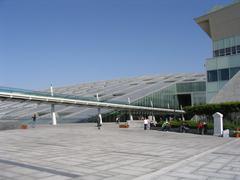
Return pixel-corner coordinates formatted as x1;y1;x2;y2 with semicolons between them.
0;0;232;89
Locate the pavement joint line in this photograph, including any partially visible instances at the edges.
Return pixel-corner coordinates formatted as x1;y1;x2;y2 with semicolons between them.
109;151;161;158
212;152;240;156
0;158;80;178
133;139;239;180
35;142;67;147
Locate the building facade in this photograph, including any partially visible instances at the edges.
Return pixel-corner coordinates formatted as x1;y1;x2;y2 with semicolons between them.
195;1;240;102
0;74;206;122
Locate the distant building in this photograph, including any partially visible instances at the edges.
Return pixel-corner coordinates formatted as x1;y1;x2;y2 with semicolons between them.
1;1;240;122
195;1;240;103
0;73;206;122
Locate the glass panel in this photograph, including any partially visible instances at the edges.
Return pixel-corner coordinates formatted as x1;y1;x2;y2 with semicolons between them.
218;68;229;81
176;82;206;93
232;46;236;55
230;67;240;78
214;50;219;57
192;92;206;105
219;49;225;56
207;70;218;82
132;85;179;109
226;48;231;56
237;45;240;54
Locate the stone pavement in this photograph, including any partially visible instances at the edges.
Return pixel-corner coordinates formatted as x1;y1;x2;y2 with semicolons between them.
0;123;239;180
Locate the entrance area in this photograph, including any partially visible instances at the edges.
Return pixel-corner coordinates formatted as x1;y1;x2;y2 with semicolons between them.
177;94;191;107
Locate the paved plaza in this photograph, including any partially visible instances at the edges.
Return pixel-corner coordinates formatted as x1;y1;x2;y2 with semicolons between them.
0;123;239;180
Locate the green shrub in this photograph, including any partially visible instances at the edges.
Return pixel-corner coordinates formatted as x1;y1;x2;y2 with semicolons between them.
186;120;198;129
156;119;239;130
206;122;214;129
184;101;240;117
223;121;240;130
169;120;182;128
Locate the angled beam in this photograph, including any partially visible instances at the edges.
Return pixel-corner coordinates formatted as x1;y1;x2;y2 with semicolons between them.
0;91;185;114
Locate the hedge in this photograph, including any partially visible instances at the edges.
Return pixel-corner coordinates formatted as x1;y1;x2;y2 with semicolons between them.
157;120;238;130
184;102;240;116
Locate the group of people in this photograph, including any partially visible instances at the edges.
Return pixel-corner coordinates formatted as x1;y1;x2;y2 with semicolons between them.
143;117;157;130
32;113;208;135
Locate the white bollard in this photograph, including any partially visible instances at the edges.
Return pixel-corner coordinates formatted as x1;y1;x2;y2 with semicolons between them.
213;112;223;136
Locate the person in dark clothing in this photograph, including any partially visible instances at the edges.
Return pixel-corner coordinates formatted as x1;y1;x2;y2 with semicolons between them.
180;121;189;133
32;114;37;128
97;118;101;130
203;121;207;135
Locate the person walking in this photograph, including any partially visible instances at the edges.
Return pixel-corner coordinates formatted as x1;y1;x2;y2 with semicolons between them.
97;118;101;130
116;117;119;124
197;121;203;135
144;117;149;130
32;114;37;128
203;121;207;135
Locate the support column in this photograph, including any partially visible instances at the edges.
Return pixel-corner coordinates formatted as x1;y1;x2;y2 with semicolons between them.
151;100;154;120
50;84;57;125
128;97;133;121
96;93;102;125
180;105;185;121
98;108;102;125
129;114;133;121
51;104;57;125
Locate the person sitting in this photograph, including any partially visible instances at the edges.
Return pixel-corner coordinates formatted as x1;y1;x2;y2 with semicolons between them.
162;120;170;131
150;118;157;130
180;121;189;133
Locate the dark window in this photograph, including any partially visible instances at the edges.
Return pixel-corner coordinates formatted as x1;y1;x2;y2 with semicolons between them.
226;48;231;56
230;67;240;78
232;46;236;55
219;49;225;56
218;68;229;81
237;45;240;53
214;50;219;57
207;70;218;82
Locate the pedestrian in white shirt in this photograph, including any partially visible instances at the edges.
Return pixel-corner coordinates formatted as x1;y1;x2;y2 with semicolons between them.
144;118;149;130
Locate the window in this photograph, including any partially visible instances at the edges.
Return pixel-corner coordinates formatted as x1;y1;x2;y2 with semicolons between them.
218;69;229;81
237;45;240;54
129;83;138;86
219;49;225;56
143;78;153;81
146;81;157;84
232;46;236;55
214;45;240;57
214;50;219;57
183;79;197;82
230;67;240;78
207;70;218;82
113;92;125;96
226;48;231;56
164;80;176;83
